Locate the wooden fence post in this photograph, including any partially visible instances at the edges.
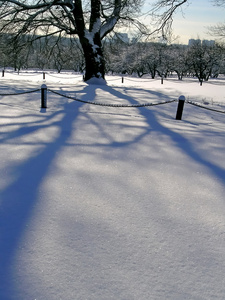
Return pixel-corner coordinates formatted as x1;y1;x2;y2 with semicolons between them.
41;84;47;108
176;95;185;120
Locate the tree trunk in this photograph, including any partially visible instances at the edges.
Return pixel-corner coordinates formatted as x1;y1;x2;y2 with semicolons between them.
73;0;107;83
80;33;106;82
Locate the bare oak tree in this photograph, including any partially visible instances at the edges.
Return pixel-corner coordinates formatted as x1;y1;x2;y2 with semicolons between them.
0;0;187;83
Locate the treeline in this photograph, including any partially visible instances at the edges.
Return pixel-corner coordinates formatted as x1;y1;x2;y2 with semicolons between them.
0;34;84;73
1;33;225;83
104;38;225;84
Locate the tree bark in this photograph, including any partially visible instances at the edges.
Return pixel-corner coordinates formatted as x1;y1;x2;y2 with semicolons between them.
73;0;106;82
81;33;106;82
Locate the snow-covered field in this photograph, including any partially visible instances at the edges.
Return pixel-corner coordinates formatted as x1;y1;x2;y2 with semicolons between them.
1;70;225;300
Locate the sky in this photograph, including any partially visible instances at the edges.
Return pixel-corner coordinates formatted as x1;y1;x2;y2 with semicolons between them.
140;0;225;44
170;0;225;44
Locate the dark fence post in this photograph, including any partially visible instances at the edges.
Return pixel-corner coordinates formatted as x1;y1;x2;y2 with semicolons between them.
161;76;163;84
122;76;124;83
176;95;185;120
2;70;4;77
41;84;47;108
43;72;45;80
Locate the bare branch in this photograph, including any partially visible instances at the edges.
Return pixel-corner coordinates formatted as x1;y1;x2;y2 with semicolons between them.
212;0;225;7
150;0;188;38
0;0;189;80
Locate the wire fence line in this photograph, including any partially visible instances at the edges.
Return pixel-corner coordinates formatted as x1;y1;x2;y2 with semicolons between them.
1;70;82;80
187;100;225;114
122;77;154;82
0;70;173;84
105;77;152;82
14;73;42;77
2;69;225;84
2;70;43;76
0;85;225;115
53;90;224;113
1;71;154;84
49;89;176;107
105;77;122;82
46;73;82;79
0;89;40;96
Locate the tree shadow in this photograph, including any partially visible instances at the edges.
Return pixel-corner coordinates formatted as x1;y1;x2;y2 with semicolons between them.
0;99;83;298
0;82;225;299
0;85;157;297
80;83;225;186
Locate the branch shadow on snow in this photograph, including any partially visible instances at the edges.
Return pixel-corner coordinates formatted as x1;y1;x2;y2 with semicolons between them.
0;99;84;299
0;82;225;299
79;83;225;186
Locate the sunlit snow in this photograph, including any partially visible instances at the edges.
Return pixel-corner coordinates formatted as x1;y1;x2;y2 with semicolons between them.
1;70;225;300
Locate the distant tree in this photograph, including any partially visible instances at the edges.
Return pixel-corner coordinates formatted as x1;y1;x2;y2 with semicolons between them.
6;35;31;71
209;24;225;39
213;0;225;6
187;40;223;84
169;44;189;80
131;43;149;77
63;40;85;72
122;43;147;76
144;43;161;79
208;0;225;38
0;0;187;83
144;42;171;78
0;34;10;68
32;39;51;70
155;43;172;78
104;36;131;75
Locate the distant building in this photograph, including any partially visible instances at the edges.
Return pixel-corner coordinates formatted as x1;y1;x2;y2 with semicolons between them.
188;39;215;47
188;39;201;46
202;40;215;46
113;33;129;44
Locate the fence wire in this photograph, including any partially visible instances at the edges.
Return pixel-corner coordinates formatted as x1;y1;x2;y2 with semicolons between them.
0;89;40;96
187;100;225;114
122;77;155;82
105;77;122;82
0;81;224;116
49;89;176;108
14;73;42;77
46;73;82;79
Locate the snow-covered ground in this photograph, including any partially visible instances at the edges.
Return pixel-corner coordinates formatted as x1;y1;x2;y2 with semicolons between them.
1;71;225;300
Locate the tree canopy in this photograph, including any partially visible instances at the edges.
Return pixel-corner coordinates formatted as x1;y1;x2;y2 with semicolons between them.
0;0;188;82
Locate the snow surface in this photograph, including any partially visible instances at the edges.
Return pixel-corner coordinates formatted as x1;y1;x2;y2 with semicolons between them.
1;71;225;300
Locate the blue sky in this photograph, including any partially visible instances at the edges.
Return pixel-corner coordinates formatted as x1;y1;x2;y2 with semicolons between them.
140;0;225;44
171;0;225;43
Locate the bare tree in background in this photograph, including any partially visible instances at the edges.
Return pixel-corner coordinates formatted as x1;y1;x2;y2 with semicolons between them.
208;0;225;39
0;0;187;83
212;0;225;6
